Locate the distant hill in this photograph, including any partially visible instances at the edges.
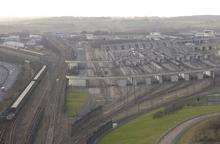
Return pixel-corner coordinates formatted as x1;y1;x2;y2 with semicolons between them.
0;15;220;34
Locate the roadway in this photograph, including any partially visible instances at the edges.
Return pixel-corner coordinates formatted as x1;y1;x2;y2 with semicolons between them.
158;113;220;144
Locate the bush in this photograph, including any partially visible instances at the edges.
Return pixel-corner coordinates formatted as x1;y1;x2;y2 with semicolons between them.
153;102;184;119
165;102;184;113
153;111;164;119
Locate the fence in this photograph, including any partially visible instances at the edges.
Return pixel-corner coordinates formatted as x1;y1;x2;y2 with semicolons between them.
87;121;113;144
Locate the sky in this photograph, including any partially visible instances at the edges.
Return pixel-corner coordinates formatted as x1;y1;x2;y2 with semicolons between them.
1;0;220;17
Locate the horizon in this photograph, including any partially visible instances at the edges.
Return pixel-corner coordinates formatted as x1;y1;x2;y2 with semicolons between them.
1;0;220;18
1;14;220;20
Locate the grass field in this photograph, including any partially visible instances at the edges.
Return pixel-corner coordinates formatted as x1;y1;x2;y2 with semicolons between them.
66;87;88;118
99;105;220;144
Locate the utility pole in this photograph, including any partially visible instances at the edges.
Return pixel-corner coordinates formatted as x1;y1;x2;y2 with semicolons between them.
212;71;215;87
132;77;139;113
126;83;129;117
132;77;135;100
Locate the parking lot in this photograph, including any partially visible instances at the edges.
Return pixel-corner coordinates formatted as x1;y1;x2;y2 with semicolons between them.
0;62;19;100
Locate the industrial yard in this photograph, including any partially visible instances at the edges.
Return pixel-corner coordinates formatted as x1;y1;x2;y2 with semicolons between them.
63;30;220;144
0;16;220;144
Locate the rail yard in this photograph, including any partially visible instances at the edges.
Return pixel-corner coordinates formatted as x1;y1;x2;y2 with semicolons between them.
0;28;219;144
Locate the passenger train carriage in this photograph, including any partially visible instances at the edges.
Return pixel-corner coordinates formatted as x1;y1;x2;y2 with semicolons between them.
6;65;47;120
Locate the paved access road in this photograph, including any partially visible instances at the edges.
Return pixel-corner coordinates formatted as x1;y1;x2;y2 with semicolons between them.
159;113;220;144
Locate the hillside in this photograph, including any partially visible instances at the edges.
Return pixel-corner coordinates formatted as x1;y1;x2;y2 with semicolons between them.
1;15;220;33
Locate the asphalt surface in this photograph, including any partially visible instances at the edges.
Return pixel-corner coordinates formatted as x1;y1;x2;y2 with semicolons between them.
159;113;220;144
0;62;19;100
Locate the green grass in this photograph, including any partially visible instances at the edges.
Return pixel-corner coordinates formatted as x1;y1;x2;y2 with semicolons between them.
66;88;88;118
99;105;220;144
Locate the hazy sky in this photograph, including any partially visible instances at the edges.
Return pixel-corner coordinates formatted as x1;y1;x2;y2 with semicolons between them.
1;0;220;17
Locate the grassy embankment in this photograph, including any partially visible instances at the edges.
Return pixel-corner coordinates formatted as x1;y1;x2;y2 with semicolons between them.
66;87;88;118
100;105;220;144
178;115;220;144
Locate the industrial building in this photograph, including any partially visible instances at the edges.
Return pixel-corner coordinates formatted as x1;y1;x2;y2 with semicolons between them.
3;41;25;48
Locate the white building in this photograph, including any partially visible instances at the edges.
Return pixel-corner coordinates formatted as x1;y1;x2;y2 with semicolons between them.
26;39;36;46
85;34;95;40
203;30;215;37
195;30;215;38
2;35;20;42
29;34;42;41
146;32;164;40
3;41;25;48
30;34;42;39
68;79;87;87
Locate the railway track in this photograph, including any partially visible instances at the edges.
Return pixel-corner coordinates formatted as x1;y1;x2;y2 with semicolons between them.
0;129;6;144
137;81;194;103
0;123;8;144
104;82;173;116
44;56;64;144
42;37;71;144
23;74;50;144
0;129;6;143
88;79;213;143
6;68;49;144
0;36;61;144
104;79;206;119
73;79;213;144
24;107;43;144
71;78;195;143
8;119;16;144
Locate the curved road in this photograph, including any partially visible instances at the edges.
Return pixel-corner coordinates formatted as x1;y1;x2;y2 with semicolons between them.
159;113;220;144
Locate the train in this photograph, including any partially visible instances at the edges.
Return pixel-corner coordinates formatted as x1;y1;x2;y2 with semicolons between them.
5;65;47;120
